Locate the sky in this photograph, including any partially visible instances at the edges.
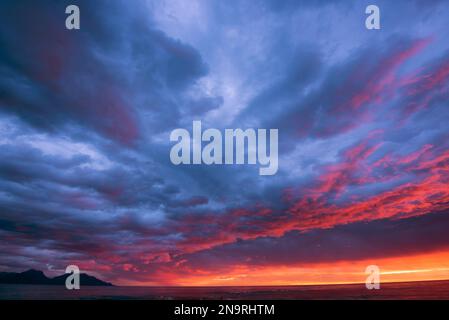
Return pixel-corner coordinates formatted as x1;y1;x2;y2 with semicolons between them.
1;0;449;286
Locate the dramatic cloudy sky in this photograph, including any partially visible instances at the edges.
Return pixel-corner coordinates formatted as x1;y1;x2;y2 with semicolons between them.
1;0;449;285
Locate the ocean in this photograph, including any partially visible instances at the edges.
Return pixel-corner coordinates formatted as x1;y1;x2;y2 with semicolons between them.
1;280;449;300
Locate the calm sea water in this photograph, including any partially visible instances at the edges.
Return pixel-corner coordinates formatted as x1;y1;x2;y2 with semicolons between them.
1;280;449;299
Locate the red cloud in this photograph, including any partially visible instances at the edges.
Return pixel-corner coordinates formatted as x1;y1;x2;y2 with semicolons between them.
164;140;449;258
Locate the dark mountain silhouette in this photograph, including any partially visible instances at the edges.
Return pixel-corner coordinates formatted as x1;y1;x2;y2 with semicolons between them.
0;269;113;286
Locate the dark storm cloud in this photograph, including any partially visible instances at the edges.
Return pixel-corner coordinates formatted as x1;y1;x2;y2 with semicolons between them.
0;0;214;145
179;209;449;270
1;0;449;285
236;37;435;154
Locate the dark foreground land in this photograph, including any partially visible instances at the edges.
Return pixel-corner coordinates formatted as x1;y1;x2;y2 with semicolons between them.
0;269;112;287
1;280;448;300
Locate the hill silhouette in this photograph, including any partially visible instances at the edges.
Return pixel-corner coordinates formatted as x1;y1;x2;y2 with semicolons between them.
0;269;113;286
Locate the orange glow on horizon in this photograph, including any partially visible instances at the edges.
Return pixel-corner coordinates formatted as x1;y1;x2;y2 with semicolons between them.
120;249;449;286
